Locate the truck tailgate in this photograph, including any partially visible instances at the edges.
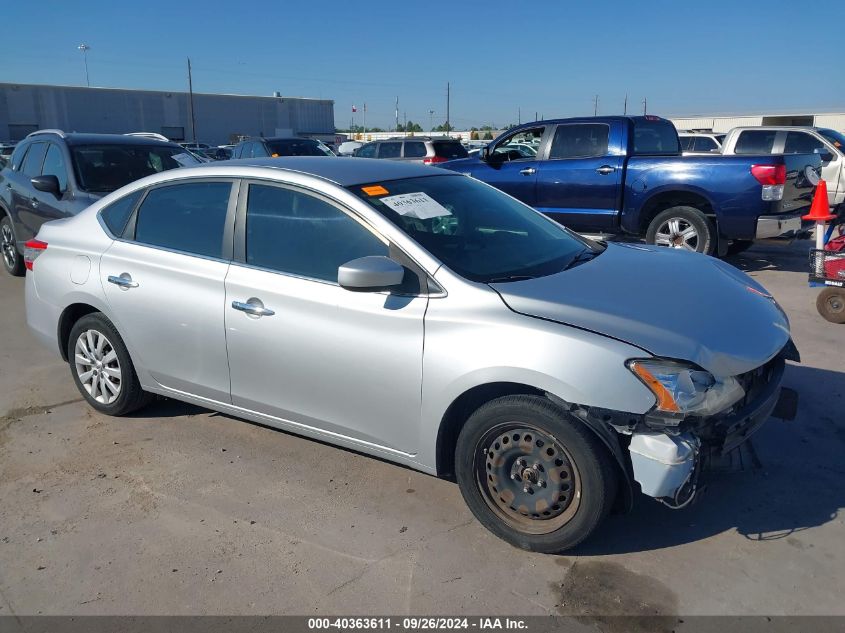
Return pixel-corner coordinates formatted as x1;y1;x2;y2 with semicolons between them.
779;153;822;215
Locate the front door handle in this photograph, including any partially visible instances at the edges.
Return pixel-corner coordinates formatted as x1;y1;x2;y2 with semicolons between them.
107;274;138;289
232;299;275;317
596;165;616;175
30;197;39;208
519;167;536;176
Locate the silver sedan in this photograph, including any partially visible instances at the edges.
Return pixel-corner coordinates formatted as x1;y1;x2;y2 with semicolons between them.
24;157;797;552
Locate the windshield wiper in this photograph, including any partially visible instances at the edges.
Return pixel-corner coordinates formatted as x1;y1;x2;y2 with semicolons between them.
486;274;537;283
562;249;599;271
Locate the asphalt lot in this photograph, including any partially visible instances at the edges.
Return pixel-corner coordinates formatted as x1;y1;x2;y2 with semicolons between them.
0;239;843;616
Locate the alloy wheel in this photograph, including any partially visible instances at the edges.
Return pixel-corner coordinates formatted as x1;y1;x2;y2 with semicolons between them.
74;329;122;404
476;423;581;535
654;218;699;251
1;222;16;270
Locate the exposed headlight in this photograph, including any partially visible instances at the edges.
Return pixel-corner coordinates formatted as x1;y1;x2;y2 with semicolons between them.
626;359;745;419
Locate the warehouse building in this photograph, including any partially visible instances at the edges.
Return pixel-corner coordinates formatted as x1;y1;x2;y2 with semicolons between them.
0;83;336;145
669;111;845;133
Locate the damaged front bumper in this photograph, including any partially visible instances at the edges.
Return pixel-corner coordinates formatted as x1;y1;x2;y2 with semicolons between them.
562;347;798;511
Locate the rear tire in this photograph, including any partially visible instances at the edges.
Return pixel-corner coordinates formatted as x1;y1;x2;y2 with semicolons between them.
455;395;617;553
1;215;24;277
817;288;845;324
645;206;716;255
67;313;153;416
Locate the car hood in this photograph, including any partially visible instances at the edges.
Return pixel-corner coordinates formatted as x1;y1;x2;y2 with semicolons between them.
489;243;791;377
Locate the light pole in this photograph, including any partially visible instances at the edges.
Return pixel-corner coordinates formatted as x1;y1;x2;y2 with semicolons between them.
78;44;90;87
429;109;435;132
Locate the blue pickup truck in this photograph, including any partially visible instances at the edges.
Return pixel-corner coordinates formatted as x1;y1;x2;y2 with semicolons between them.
442;116;820;255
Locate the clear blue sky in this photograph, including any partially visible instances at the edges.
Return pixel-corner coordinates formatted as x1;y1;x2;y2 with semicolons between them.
5;0;844;130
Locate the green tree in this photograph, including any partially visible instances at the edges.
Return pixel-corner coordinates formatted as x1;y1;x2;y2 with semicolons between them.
483;131;494;140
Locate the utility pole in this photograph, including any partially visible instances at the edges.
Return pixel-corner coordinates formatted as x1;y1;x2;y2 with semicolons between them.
518;107;521;125
404;111;407;135
445;82;451;135
362;103;367;136
78;44;91;87
429;110;435;132
187;57;197;143
593;95;599;116
623;94;628;115
535;111;538;122
395;96;399;133
642;97;648;115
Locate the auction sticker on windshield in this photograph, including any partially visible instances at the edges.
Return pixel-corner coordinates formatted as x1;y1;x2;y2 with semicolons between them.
380;192;452;220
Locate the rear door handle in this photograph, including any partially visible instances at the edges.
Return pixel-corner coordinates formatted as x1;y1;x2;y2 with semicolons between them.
596;165;616;175
232;299;275;317
107;274;138;289
519;167;536;176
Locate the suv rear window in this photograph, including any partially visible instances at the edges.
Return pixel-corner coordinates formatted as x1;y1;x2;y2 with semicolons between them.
734;130;776;154
432;141;468;159
266;139;332;157
631;118;680;155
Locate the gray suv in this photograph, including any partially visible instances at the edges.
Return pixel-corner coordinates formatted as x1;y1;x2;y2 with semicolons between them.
0;130;199;275
355;136;468;164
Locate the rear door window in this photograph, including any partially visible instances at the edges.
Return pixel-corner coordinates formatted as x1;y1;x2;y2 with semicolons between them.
100;190;144;237
734;130;777;154
679;136;695;151
783;132;825;155
404;141;427;158
357;143;377;158
21;142;48;177
631;118;680;155
133;181;232;258
378;142;402;159
549;124;609;159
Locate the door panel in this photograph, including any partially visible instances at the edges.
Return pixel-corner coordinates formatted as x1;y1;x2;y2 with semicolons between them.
225;266;426;452
469;159;540;206
100;241;231;401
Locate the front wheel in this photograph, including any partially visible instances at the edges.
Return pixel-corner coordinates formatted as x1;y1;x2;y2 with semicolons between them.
455;395;617;553
1;215;24;277
645;206;716;255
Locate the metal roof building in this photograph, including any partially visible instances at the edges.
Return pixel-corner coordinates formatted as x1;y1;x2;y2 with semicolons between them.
0;83;336;145
669;111;845;133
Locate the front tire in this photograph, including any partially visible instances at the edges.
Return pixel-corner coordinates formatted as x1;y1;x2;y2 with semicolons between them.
67;313;152;416
1;215;24;277
455;395;617;553
645;206;716;255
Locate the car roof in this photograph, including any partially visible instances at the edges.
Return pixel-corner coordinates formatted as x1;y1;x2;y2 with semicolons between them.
30;132;181;147
216;156;453;186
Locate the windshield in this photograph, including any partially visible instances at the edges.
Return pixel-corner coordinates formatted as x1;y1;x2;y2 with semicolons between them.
350;175;593;282
71;144;198;193
818;129;845;152
267;139;333;156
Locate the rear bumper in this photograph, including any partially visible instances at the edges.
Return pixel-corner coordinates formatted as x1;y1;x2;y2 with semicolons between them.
756;214;803;239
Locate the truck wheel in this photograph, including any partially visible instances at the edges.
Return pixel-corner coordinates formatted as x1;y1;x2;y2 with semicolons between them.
455;395;617;553
726;240;754;256
1;215;24;277
817;288;845;324
646;206;716;255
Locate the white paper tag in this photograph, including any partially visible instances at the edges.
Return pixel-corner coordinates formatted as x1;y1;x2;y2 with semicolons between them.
380;192;452;220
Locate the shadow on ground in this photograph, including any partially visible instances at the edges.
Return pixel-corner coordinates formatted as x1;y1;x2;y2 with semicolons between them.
724;239;812;274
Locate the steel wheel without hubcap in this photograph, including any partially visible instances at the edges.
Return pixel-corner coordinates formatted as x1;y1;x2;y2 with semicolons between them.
1;222;17;270
74;329;122;404
477;423;581;535
654;218;699;251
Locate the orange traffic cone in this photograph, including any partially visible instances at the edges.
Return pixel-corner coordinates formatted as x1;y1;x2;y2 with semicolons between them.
803;179;836;222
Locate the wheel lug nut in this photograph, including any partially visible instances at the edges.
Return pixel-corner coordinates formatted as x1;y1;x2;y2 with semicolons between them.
538;480;546;488
511;473;519;480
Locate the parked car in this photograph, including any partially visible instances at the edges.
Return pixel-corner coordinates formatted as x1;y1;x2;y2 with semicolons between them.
0;142;18;167
24;157;798;552
441;116;822;255
231;137;334;159
203;147;233;161
0;129;201;275
719;126;845;209
337;141;363;156
354;136;468;164
678;132;725;154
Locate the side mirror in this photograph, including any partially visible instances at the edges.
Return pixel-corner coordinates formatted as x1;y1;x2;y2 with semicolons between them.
338;256;405;292
31;175;62;198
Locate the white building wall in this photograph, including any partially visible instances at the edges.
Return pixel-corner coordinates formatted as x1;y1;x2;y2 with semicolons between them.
670;116;763;132
813;114;845;132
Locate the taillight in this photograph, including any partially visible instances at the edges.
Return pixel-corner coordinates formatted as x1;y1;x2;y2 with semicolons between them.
423;156;449;165
750;164;786;185
751;164;786;201
24;239;47;271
